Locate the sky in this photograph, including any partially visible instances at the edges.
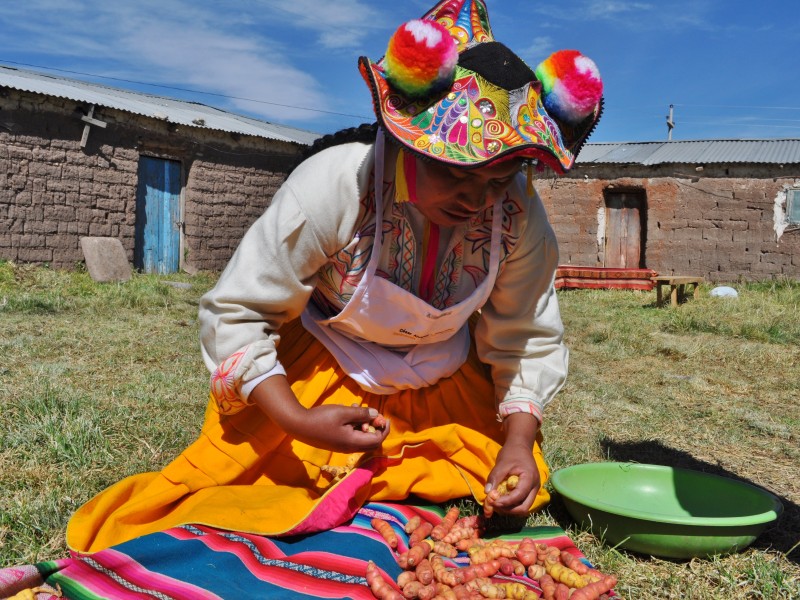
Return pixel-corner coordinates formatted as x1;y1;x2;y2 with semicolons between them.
1;0;799;144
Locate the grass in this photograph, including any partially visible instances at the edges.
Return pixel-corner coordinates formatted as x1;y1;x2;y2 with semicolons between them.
0;262;215;562
533;281;800;599
1;261;798;598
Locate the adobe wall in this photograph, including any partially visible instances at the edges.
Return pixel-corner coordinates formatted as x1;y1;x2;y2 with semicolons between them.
537;163;800;282
0;89;302;271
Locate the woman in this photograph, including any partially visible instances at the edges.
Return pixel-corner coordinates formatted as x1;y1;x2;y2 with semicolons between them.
68;0;602;553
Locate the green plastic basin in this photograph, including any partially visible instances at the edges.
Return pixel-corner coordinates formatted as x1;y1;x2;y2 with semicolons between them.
550;462;783;559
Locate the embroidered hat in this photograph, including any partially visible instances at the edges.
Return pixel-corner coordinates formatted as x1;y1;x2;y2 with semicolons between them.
358;0;603;173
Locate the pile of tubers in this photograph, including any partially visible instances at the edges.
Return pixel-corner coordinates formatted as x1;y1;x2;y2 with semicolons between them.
365;500;617;600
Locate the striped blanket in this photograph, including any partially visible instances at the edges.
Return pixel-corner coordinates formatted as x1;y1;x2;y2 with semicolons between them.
0;503;611;599
555;266;658;291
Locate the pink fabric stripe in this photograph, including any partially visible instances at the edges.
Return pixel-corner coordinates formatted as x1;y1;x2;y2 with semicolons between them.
87;548;221;599
60;559;167;600
290;548;372;575
420;223;440;302
174;524;286;557
281;465;374;536
181;528;301;576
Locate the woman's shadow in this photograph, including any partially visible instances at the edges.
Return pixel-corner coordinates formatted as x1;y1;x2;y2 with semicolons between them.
551;438;798;564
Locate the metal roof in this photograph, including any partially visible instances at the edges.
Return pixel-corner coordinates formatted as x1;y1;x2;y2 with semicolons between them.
4;64;798;161
0;64;320;146
577;139;800;165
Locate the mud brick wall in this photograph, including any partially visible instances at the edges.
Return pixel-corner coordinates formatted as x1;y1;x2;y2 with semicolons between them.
183;161;289;272
537;163;800;283
0;89;304;271
1;122;139;267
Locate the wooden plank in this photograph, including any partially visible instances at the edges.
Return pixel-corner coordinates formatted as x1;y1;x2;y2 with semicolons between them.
80;115;107;128
604;191;643;269
80;124;91;148
161;159;181;274
652;276;704;285
623;196;641;268
79;104;106;147
604;202;625;268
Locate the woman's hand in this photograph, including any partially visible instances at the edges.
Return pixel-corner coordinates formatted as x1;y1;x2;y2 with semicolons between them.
291;404;390;453
249;375;389;453
485;412;541;516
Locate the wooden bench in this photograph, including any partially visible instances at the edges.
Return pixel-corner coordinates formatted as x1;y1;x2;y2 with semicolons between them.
652;275;704;307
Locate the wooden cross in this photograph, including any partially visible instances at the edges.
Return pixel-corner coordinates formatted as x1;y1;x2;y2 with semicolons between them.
80;104;107;148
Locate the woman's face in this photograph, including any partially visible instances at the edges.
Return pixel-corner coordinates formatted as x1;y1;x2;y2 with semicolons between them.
413;158;523;226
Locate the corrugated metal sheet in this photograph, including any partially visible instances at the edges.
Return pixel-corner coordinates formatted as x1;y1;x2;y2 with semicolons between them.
0;65;320;146
5;64;799;162
577;139;800;165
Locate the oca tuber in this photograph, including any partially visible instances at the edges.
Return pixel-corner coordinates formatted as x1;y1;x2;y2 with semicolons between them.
369;506;619;600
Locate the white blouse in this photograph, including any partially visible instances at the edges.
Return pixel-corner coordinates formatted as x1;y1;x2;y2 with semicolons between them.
199;141;568;422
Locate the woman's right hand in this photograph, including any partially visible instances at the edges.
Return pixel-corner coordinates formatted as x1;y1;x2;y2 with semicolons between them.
250;375;389;453
289;404;390;453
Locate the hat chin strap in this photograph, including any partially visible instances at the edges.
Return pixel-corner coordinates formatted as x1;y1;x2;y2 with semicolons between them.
395;149;418;204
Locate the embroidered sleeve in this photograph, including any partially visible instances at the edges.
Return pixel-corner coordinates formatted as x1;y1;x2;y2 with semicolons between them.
475;186;568;424
496;397;544;423
199;143;372;411
209;344;287;415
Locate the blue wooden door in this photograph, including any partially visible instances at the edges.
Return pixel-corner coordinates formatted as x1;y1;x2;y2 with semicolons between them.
135;156;181;273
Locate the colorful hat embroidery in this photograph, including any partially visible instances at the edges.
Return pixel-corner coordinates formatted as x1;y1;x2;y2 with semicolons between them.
359;0;603;173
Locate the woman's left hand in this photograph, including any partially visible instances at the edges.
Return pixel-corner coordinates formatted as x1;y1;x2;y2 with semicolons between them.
484;412;541;516
485;441;540;516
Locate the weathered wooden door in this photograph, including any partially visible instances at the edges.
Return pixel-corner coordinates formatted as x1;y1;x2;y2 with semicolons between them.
135;156;181;274
604;191;644;268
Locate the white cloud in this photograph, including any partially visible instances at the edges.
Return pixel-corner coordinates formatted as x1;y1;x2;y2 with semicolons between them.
525;0;715;32
583;1;656;19
519;36;555;65
116;11;327;121
258;0;387;49
0;0;341;122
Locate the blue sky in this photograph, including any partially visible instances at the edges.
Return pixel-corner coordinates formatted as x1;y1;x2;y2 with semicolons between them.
1;0;798;143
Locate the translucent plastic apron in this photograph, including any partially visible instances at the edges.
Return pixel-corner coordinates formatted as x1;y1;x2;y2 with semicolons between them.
301;132;502;394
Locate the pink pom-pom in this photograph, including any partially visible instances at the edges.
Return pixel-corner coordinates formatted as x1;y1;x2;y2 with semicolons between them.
535;50;603;123
383;19;458;99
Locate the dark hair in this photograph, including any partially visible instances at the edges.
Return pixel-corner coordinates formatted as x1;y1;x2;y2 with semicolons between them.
287;122;379;177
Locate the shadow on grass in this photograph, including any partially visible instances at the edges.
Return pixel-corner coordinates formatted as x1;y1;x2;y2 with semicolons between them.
550;438;798;564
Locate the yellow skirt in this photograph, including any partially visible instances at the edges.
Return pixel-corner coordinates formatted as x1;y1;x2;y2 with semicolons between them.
67;319;550;553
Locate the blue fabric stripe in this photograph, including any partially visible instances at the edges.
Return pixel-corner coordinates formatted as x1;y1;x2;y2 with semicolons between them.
267;528;403;580
115;532;331;599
